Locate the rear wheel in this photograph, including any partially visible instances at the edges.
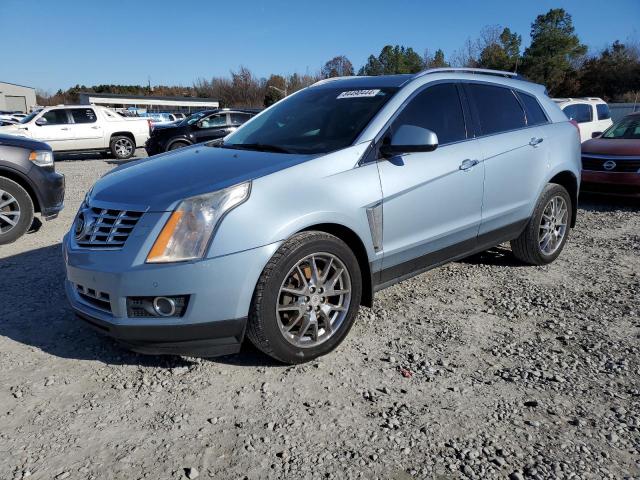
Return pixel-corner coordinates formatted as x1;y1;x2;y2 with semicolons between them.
247;231;362;364
511;183;572;265
0;177;34;245
110;136;135;160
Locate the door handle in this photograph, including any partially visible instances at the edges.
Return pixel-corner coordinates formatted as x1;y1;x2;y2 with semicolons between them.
459;159;479;171
91;126;100;129
529;137;544;147
60;127;69;131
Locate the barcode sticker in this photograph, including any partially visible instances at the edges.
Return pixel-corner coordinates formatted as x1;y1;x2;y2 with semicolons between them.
336;89;381;99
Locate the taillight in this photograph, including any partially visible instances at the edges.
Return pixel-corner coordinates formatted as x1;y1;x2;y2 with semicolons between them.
147;119;153;134
569;119;580;134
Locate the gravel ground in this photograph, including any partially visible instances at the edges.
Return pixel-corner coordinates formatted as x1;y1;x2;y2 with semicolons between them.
1;152;639;480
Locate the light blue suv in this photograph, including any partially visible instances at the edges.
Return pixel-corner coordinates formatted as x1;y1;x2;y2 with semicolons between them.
64;68;581;364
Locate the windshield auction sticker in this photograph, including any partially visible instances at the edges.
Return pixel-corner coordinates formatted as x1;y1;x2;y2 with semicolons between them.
336;89;381;99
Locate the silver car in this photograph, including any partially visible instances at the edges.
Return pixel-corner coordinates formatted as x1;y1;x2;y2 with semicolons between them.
64;68;581;364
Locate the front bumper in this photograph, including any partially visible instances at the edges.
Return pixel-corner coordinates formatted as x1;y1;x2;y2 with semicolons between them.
33;167;65;218
144;137;166;156
581;170;640;197
64;235;281;356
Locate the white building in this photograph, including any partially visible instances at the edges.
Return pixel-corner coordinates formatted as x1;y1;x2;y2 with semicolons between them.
0;81;37;113
78;92;219;113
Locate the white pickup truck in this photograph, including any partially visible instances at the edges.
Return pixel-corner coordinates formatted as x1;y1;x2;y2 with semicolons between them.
0;105;151;159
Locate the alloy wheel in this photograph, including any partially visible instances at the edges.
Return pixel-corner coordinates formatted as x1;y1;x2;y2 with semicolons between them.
539;195;568;255
276;252;351;348
115;138;133;157
0;189;20;234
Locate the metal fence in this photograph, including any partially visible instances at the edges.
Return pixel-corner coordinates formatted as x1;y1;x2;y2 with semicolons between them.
609;103;640;122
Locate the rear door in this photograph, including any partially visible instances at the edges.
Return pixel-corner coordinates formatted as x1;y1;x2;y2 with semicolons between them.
31;109;75;150
594;103;613;136
464;82;550;237
377;82;484;281
68;108;104;149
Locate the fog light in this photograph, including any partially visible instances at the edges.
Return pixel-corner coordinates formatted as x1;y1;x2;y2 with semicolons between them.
126;295;189;318
153;296;176;317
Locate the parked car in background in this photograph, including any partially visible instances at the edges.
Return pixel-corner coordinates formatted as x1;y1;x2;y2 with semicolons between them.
0;105;151;160
580;112;640;196
145;108;259;155
10;113;28;122
0;133;64;244
65;68;580;363
142;112;175;126
554;97;613;143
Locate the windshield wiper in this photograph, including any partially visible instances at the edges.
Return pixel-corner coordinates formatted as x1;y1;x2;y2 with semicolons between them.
222;143;292;154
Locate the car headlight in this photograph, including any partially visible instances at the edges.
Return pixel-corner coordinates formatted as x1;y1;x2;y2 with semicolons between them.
29;150;53;167
146;182;251;263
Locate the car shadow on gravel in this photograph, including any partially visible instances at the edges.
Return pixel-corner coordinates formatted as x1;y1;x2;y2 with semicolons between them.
0;243;277;368
579;193;640;212
460;245;527;267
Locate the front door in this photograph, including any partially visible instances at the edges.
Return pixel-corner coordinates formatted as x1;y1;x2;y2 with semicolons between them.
377;82;484;283
31;109;75;150
193;113;230;143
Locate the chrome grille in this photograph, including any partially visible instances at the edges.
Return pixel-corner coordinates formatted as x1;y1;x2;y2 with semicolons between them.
76;284;112;313
75;205;143;248
582;155;640;173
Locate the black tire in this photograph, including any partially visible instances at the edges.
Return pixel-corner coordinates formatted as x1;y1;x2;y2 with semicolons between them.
110;135;135;160
0;177;34;245
168;141;189;151
511;183;572;266
247;231;362;364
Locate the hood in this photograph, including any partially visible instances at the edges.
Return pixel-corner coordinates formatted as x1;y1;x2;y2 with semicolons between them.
582;138;640;156
89;144;315;211
0;132;49;150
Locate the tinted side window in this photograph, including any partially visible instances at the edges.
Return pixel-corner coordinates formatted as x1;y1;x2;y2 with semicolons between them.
563;104;592;123
466;84;526;135
391;83;466;145
230;113;252;125
41;109;69;125
596;104;611;120
200;114;227;128
70;108;97;124
518;92;548;126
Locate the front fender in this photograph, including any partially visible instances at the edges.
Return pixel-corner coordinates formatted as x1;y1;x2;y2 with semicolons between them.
208;143;382;264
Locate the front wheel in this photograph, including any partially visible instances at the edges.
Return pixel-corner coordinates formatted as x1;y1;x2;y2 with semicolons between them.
110;136;135;160
0;177;34;245
247;231;362;364
511;183;572;265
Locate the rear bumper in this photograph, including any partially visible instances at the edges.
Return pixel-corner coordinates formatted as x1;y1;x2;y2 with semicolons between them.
75;310;246;356
581;170;640;196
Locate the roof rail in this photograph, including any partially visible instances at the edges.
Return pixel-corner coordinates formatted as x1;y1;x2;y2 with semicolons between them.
412;67;523;80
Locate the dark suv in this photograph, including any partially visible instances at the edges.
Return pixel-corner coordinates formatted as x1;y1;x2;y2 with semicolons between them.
0;133;65;244
145;108;259;155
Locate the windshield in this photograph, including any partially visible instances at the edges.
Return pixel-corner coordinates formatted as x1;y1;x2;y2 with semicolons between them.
20;110;41;124
602;115;640;139
222;86;398;154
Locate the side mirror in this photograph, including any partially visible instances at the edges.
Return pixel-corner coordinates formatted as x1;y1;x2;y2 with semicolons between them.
591;131;602;138
35;118;47;126
379;125;438;157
